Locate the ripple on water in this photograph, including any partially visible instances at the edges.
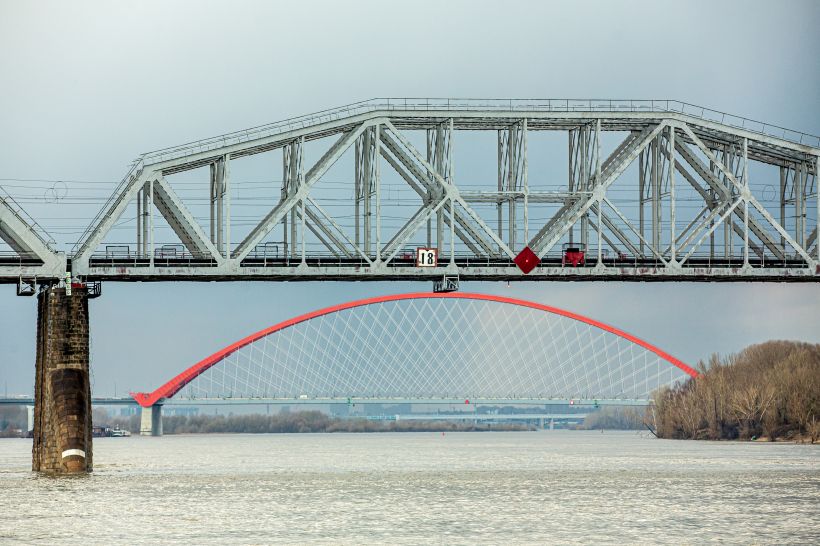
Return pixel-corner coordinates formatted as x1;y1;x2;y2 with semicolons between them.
0;432;817;545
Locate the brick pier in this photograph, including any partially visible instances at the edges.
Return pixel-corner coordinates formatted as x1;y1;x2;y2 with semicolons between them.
32;286;93;473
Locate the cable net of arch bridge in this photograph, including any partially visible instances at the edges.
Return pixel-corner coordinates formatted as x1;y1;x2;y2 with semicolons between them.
180;298;689;401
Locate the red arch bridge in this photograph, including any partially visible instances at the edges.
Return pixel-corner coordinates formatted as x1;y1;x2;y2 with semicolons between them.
129;292;696;435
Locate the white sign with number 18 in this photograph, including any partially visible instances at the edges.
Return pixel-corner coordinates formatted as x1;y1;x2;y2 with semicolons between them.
416;248;438;267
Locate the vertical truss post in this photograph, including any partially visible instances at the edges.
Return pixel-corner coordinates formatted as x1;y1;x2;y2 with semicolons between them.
724;145;733;259
651;134;661;254
210;162;216;245
595;119;602;265
363;128;373;257
141;185;148;257
780;165;786;254
580;125;589;250
498;129;506;251
224;154;231;259
425;129;434;244
669;126;676;262
210;156;232;257
709;183;716;260
298;159;306;265
498;119;527;251
437;124;444;252
290;181;296;258
816;155;819;263
283;138;304;260
508;122;517;250
523;118;529;244
148;178;154;268
447;118;454;183
136;188;142;257
296;137;305;263
428;129;436;248
638;149;644;255
796;161;805;249
569;129;576;246
217;161;225;252
374;124;381;262
282;146;289;257
449;197;456;263
210;162;217;246
291;143;298;258
427;122;450;253
447;118;455;262
743;138;750;266
354;137;361;250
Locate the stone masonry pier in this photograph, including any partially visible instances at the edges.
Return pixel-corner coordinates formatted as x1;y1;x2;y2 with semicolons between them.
32;286;92;473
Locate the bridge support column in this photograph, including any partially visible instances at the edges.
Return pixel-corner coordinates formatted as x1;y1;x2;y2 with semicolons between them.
26;405;34;434
32;286;92;474
140;404;163;436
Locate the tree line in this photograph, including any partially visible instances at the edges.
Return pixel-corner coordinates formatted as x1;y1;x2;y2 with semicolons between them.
101;410;529;434
651;340;820;442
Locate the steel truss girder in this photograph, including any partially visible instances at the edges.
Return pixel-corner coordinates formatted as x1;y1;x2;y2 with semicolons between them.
52;103;817;283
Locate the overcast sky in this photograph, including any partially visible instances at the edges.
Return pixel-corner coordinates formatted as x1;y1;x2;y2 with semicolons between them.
1;0;818;396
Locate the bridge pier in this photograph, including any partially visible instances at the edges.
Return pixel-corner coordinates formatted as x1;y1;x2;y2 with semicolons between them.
32;285;92;474
26;405;34;434
140;404;163;436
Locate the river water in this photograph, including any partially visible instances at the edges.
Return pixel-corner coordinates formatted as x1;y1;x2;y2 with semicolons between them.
0;431;818;544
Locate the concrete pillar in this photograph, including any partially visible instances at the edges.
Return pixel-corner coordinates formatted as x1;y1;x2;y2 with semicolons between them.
26;405;34;433
140;405;163;436
32;286;92;473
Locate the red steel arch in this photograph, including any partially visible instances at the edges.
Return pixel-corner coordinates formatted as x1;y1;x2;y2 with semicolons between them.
131;292;697;407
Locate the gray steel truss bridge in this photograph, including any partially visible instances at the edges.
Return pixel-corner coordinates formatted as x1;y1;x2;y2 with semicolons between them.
1;98;818;287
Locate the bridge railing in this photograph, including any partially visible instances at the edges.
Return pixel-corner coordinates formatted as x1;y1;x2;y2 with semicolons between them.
85;241;807;271
136;98;820;167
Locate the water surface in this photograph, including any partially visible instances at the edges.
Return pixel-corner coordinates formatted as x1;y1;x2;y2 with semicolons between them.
0;431;817;544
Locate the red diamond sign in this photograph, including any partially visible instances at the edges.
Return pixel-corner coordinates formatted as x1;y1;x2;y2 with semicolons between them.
514;246;540;274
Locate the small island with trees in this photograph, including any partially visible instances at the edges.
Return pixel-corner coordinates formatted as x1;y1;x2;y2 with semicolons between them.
650;340;819;442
